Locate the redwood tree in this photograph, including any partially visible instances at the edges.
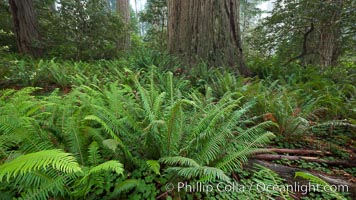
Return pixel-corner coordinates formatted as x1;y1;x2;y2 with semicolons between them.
252;0;351;69
167;0;252;76
116;0;130;51
9;0;41;57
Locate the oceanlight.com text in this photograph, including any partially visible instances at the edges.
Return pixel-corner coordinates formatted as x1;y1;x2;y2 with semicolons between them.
165;181;349;195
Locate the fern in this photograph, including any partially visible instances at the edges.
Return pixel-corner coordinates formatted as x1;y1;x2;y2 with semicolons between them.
160;156;200;167
310;120;356;136
0;149;82;182
215;133;274;172
164;99;195;156
89;160;123;175
253;164;293;200
84;115;133;164
167;166;231;183
87;141;102;166
0;88;54;155
109;179;141;198
295;172;347;200
19;173;74;200
146;160;160;175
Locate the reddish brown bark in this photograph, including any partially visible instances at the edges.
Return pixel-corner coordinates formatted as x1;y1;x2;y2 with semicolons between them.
116;0;130;51
9;0;41;57
167;0;252;76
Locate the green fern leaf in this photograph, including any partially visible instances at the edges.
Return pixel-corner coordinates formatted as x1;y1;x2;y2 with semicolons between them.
295;172;347;200
160;156;200;167
86;160;124;176
0;149;82;182
146;160;160;175
110;179;140;197
168;166;230;183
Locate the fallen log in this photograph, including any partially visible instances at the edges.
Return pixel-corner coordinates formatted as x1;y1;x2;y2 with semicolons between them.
253;154;356;167
247;159;356;199
256;148;331;156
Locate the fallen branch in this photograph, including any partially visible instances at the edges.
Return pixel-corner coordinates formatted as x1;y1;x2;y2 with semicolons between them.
247;159;356;198
283;22;314;66
253;154;356;167
257;148;331;156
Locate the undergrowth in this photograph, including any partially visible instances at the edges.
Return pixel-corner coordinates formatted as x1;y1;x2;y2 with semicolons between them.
0;50;355;199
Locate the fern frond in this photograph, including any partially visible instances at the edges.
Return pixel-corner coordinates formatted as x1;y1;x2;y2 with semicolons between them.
192;97;242;143
160;156;200;167
168;166;230;183
295;172;347;200
310;120;356;135
253;164;292;200
63;114;86;165
110;179;141;197
86;160;124;176
236;121;277;144
197;105;251;164
84;115;132;159
0;149;82;182
88;141;102;166
19;172;74;200
134;77;155;122
216;132;275;172
165;99;195;156
152;92;166;119
146;160;160;175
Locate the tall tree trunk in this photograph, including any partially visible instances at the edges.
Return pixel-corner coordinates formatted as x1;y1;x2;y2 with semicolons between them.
116;0;130;51
49;0;56;11
8;0;41;57
167;0;252;76
302;0;343;69
317;0;343;69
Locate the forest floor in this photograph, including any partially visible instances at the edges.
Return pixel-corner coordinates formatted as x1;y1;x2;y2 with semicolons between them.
0;54;355;199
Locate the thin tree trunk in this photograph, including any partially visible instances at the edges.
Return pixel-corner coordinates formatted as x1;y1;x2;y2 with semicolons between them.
9;0;41;57
167;0;252;76
116;0;130;51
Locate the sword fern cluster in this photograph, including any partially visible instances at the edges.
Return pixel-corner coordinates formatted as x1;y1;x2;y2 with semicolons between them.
0;69;275;199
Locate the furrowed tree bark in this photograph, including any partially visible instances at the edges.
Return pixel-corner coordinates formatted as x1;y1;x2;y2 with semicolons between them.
317;0;343;69
167;0;252;76
116;0;130;51
304;0;344;68
9;0;41;57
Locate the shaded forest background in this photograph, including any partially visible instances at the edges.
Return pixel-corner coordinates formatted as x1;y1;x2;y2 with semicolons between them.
0;0;355;199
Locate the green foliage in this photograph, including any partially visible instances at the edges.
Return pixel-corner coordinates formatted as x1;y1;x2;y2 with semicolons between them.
0;149;82;181
157;94;276;184
295;172;348;200
0;148;125;200
250;0;355;66
139;0;167;51
1;0;355;198
42;0;125;60
0;0;129;60
146;160;161;175
252;164;293;200
0;50;354;199
0;1;16;52
0;59;278;199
